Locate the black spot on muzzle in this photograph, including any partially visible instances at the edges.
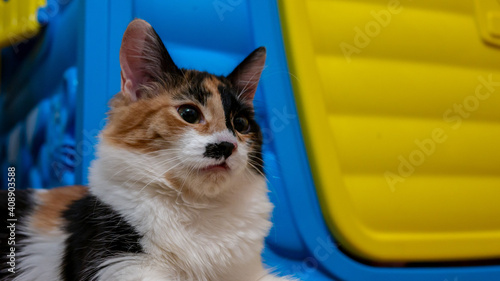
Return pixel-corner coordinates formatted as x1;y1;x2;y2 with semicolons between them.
204;142;235;160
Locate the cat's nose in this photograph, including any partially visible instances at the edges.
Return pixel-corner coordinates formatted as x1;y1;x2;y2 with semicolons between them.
204;141;237;160
219;141;236;159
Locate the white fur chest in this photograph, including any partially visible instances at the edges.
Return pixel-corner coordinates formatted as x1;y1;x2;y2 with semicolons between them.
140;184;272;280
89;151;273;281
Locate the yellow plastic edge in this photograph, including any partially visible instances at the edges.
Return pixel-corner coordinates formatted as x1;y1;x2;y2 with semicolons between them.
277;0;362;259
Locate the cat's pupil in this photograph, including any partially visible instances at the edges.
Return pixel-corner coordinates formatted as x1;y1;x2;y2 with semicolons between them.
178;105;200;124
234;116;250;133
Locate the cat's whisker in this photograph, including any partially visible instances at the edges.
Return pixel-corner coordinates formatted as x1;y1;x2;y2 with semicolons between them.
242;165;256;183
236;64;267;100
139;149;184;158
243;166;264;186
115;154;184;187
119;150;179;166
237;79;259;100
125;156;184;186
247;155;267;168
175;162;200;205
138;158;188;193
108;151;182;180
246;159;266;170
247;161;268;181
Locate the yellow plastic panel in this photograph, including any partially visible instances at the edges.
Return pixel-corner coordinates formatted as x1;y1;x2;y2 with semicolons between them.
0;0;46;48
475;0;500;46
279;0;500;262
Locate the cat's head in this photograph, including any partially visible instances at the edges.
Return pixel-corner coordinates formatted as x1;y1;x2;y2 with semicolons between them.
101;19;266;198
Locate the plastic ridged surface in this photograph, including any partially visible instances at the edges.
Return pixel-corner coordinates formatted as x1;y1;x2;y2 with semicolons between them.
279;0;500;262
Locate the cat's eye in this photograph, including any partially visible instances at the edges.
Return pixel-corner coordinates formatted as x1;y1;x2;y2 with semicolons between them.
178;105;201;124
233;116;250;133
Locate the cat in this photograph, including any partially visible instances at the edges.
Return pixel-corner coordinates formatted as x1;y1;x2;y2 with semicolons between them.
0;19;297;281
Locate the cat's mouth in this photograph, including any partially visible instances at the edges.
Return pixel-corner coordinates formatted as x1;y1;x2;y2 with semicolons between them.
201;162;229;172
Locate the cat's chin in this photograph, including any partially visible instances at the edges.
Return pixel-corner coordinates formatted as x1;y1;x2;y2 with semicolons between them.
180;171;233;198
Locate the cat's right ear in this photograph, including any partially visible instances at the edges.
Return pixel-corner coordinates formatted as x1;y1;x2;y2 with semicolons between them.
119;19;181;102
227;47;266;104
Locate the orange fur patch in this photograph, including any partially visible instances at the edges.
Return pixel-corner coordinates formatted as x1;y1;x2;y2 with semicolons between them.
32;185;88;233
103;73;231;153
103;92;185;152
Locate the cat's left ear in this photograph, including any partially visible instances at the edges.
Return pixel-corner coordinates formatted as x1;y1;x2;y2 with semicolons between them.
119;19;181;102
227;47;266;104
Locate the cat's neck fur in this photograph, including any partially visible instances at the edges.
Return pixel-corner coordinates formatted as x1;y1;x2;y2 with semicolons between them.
88;140;273;280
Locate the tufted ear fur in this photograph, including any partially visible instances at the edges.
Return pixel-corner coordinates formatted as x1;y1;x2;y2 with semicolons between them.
119;19;182;102
227;47;266;104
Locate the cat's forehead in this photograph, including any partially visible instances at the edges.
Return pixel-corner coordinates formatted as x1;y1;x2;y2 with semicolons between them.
175;70;226;104
174;70;247;112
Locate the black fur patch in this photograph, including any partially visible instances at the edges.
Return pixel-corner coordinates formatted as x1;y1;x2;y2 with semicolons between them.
61;195;143;281
0;189;36;279
217;83;264;175
218;83;259;135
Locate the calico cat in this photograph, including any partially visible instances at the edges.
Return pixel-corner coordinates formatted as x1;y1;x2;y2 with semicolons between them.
0;19;297;281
